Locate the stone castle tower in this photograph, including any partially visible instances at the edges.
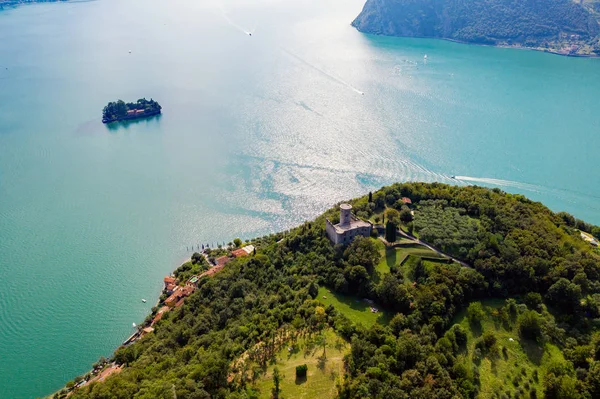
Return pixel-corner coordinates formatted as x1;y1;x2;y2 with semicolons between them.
325;203;373;245
340;204;352;225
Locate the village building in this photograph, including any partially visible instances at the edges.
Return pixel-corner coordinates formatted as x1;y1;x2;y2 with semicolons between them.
164;288;182;307
151;306;170;326
163;276;176;288
232;248;248;258
164;285;195;308
326;204;373;245
215;255;231;267
241;244;255;254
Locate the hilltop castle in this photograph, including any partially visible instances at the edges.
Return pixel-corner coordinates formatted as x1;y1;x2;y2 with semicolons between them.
326;204;373;245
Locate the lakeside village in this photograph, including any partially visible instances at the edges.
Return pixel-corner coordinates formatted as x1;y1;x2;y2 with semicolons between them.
67;244;259;390
63;203;377;392
127;203;372;348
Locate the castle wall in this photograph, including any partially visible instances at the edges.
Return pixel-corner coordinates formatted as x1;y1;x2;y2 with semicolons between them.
325;219;341;245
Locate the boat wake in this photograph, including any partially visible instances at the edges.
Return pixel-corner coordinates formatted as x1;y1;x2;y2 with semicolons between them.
452;176;544;193
280;47;364;95
220;11;254;36
453;175;600;211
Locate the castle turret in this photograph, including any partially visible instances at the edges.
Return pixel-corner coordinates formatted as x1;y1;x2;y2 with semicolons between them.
340;204;352;226
326;203;372;245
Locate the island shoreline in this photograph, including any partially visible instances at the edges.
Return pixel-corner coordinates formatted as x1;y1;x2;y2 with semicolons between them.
102;109;161;124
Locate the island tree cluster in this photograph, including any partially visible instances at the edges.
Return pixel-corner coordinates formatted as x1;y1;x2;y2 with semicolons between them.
102;98;161;123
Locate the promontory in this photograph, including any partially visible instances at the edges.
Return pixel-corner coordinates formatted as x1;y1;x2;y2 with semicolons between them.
55;182;600;399
352;0;600;56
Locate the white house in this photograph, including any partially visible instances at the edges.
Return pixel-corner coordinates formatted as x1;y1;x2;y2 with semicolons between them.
326;204;373;245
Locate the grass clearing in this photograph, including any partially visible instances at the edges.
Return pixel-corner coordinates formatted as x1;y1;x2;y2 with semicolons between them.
318;287;392;327
375;242;445;280
253;329;348;399
453;299;565;399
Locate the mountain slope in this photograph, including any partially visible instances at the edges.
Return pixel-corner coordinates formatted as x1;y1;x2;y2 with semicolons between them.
352;0;600;56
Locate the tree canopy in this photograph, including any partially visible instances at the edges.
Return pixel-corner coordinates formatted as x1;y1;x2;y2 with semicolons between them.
102;98;161;122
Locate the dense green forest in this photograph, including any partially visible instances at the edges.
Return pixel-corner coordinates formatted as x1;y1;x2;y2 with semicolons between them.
352;0;600;56
57;183;600;399
102;98;161;123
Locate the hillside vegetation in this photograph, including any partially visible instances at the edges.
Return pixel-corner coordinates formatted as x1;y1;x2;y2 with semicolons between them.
59;182;600;399
352;0;600;56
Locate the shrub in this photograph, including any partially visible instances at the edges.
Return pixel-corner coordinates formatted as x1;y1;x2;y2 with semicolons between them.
452;324;468;347
296;364;308;378
467;302;486;325
473;348;482;364
518;310;543;340
530;387;537;399
482;331;497;348
524;292;543;310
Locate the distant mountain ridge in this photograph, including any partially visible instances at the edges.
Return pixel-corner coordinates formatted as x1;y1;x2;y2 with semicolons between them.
0;0;66;9
352;0;600;56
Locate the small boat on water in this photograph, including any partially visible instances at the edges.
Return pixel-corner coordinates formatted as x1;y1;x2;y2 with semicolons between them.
141;299;147;303
132;322;137;328
451;176;456;179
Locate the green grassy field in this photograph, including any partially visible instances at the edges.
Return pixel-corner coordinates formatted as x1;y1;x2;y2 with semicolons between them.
318;287;392;327
253;329;348;399
453;299;566;399
375;242;444;277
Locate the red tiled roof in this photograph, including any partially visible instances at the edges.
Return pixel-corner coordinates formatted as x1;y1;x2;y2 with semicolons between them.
165;288;184;307
201;264;224;278
175;298;185;307
232;249;248;258
401;197;412;204
152;312;164;325
216;256;230;266
164;276;176;284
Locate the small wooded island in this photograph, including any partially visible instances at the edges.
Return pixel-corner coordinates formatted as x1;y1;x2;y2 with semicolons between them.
102;98;161;124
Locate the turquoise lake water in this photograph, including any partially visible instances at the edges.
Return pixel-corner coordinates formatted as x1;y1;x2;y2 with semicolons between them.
1;0;600;396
